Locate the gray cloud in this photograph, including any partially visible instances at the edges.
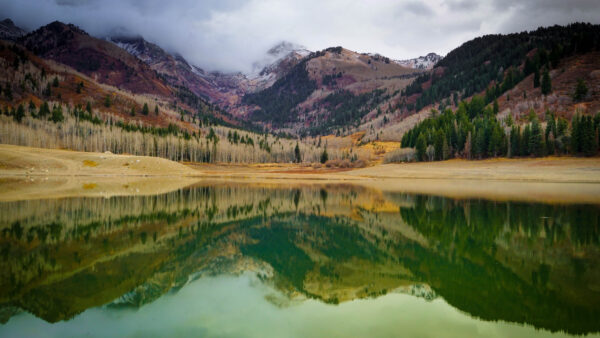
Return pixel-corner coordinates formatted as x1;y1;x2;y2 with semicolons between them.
0;0;598;73
444;0;478;11
402;1;435;16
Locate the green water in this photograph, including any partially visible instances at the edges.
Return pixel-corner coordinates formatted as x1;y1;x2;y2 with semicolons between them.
0;182;599;337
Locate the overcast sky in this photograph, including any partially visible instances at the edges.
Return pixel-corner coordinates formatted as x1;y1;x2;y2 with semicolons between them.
1;0;599;73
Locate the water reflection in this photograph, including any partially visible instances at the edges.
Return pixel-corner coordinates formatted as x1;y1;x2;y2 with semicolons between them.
0;183;599;336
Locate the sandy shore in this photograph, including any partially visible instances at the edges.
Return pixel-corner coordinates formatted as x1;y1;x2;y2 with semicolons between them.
1;144;600;203
0;144;199;177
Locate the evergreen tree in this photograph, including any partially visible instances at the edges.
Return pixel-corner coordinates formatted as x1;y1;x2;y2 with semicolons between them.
28;100;36;113
320;147;329;164
434;129;445;161
416;134;427;161
573;79;588;102
493;99;499;115
488;125;503;157
571;115;582;154
529;118;544;156
533;68;540;88
130;107;135;116
582;116;597;156
547;131;555;155
294;142;302;163
52;77;59;87
155;105;159;115
38;101;50;118
14;104;25;122
510;126;521;157
86;102;92;114
474;129;485;159
521;125;531;156
104;95;111;108
142;103;149;116
541;69;552;95
50;105;64;123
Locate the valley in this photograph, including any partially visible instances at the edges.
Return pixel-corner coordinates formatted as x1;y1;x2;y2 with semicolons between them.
1;8;600;337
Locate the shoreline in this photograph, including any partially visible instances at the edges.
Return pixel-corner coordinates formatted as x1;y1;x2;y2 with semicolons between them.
1;144;600;204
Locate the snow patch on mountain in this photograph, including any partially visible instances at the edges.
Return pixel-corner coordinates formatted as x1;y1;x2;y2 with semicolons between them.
395;53;442;70
0;18;26;41
249;41;311;78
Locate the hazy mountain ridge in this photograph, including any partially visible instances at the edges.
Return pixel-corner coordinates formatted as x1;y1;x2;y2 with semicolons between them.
2;18;599;142
0;18;26;41
19;21;171;97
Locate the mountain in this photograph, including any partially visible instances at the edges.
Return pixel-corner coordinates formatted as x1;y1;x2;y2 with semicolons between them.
247;41;312;90
241;46;422;134
20;21;171;96
356;23;600;144
395;52;442;70
109;35;234;105
0;19;26;41
403;23;600;113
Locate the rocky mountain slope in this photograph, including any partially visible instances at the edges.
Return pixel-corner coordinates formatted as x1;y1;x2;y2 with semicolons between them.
356;23;600;143
20;21;171;96
241;46;422;135
0;19;26;41
395;52;442;70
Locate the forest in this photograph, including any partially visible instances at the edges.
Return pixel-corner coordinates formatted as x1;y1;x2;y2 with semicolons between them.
0;100;342;164
402;23;600;112
396;96;599;162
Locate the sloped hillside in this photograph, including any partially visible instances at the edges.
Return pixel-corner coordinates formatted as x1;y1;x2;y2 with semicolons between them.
20;22;171;97
358;23;600;143
242;47;422;135
403;23;600;112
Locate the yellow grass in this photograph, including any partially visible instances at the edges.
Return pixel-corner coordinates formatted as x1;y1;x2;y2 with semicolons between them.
1;144;600;204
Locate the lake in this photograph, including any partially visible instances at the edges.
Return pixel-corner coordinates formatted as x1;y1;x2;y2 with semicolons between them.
0;181;599;337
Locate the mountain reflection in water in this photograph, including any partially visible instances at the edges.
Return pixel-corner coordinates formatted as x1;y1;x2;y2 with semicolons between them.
0;183;598;337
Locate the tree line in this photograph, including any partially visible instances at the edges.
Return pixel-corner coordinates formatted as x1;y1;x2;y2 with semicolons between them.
402;23;600;112
400;97;599;162
0;100;344;164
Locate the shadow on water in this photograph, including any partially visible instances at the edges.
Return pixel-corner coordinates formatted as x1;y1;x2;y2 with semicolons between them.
0;182;598;335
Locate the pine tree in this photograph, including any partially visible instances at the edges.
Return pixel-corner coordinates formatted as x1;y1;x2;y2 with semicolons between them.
52;77;59;87
434;129;445;161
416;134;427;161
533;68;540;88
493;99;499;115
521;125;531;156
38;101;50;118
320;147;329;164
14;104;25;122
104;95;111;108
294;142;302;163
50;105;64;123
155;105;159;115
142;103;149;116
130;107;135;116
582;116;596;156
573;79;588;102
571;115;581;154
510;126;521;157
541;69;552;95
529;118;544;156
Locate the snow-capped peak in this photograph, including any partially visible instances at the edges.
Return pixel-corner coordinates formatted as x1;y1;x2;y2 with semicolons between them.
248;41;311;78
395;52;442;70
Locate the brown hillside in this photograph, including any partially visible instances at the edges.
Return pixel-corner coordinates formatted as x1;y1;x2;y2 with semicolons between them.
20;22;171;97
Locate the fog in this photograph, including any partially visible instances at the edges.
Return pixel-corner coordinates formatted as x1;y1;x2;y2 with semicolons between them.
1;0;598;73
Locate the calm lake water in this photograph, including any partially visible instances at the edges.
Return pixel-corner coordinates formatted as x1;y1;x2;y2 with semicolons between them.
0;182;599;337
